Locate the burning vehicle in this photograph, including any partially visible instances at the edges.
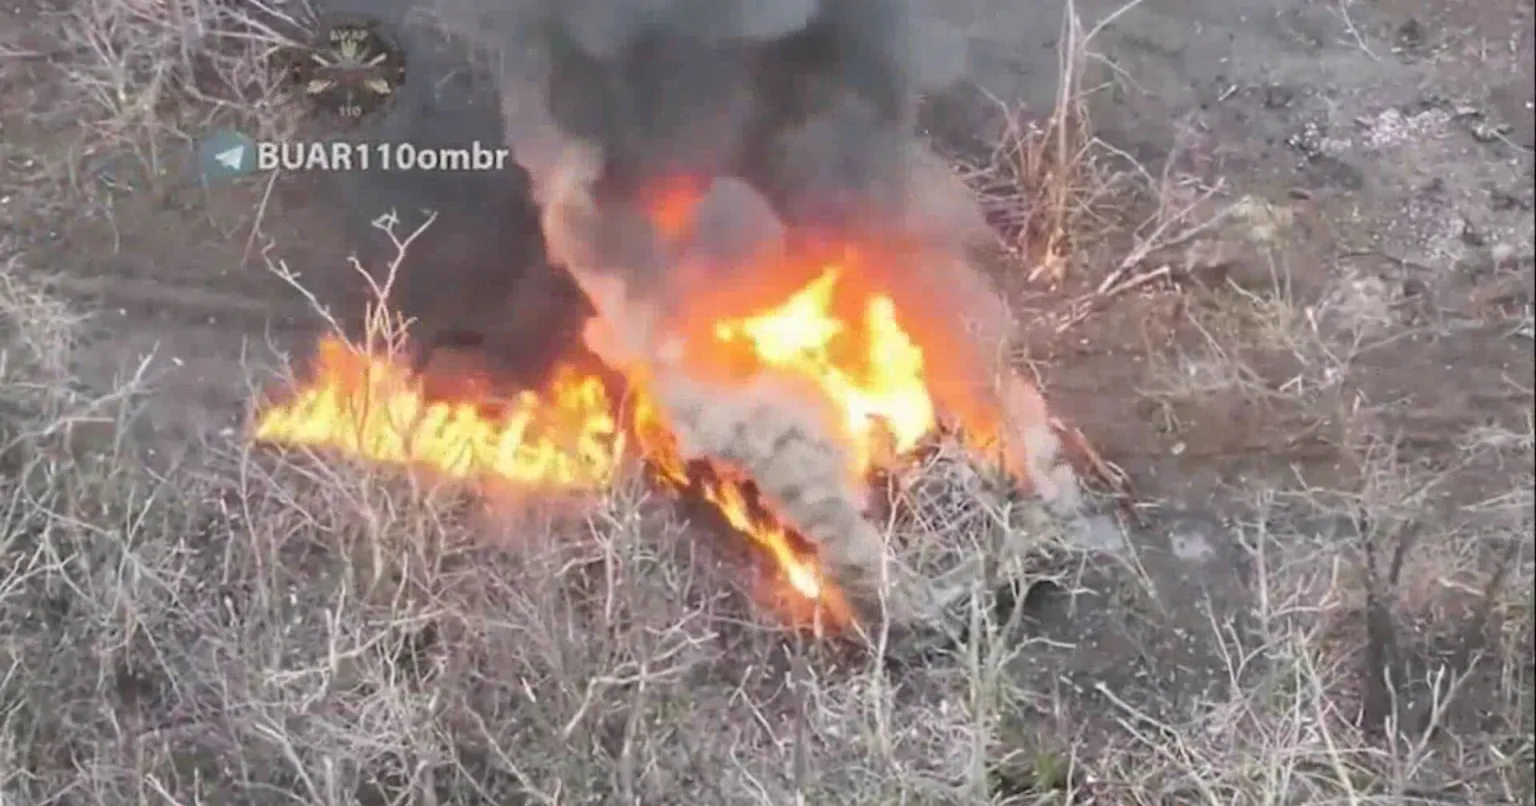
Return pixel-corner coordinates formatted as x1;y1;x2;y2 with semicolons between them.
256;0;1082;635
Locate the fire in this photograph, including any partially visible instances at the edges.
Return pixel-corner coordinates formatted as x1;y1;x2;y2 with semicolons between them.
644;175;707;242
252;334;843;619
251;338;620;490
709;265;935;473
252;232;948;630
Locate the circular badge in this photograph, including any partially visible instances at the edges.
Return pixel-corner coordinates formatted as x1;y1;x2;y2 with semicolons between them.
280;14;408;125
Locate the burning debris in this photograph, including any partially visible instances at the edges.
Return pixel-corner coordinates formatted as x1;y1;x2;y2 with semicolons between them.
260;0;1081;635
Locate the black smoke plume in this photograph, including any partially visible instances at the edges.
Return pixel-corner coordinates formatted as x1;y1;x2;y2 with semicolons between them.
324;2;589;388
315;2;1082;613
326;0;973;384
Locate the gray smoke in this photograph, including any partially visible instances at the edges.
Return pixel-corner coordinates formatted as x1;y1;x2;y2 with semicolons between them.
327;0;975;352
415;0;974;306
685;177;787;270
323;0;1080;625
331;0;985;363
656;370;934;625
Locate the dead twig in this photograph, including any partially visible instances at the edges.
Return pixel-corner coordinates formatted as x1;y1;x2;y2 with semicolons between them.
1050;416;1145;530
1093;182;1235;294
1055;264;1174;333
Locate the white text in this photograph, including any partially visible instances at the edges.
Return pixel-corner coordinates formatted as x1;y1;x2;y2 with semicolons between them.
255;141;511;172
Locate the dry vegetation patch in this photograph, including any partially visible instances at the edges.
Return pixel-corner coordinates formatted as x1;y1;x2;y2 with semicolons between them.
0;0;1530;804
0;250;1095;804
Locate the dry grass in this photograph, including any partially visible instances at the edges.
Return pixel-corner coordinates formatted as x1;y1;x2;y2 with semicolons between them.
46;0;310;187
0;227;1102;804
2;228;1530;805
0;0;1530;804
960;0;1215;286
1128;220;1534;802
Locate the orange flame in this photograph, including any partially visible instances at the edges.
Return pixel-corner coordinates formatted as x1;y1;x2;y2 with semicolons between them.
709;265;935;474
644;175;708;243
252;182;988;631
252;335;846;623
252;338;619;490
627;387;854;623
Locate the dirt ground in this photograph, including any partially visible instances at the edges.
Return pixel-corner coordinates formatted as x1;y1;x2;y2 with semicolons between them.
0;0;1531;803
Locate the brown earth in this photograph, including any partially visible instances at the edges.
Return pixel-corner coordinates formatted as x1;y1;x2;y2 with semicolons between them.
0;0;1530;802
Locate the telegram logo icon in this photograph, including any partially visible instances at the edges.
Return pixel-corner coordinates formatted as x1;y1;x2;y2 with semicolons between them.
198;129;256;182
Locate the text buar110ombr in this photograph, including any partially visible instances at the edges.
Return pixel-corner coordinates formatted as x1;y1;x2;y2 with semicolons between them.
255;141;511;172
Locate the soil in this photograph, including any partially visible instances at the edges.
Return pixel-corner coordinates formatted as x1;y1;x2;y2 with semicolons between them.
1;0;1532;790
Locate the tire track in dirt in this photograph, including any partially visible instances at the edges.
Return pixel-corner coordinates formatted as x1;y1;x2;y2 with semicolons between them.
23;263;326;466
28;270;318;334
